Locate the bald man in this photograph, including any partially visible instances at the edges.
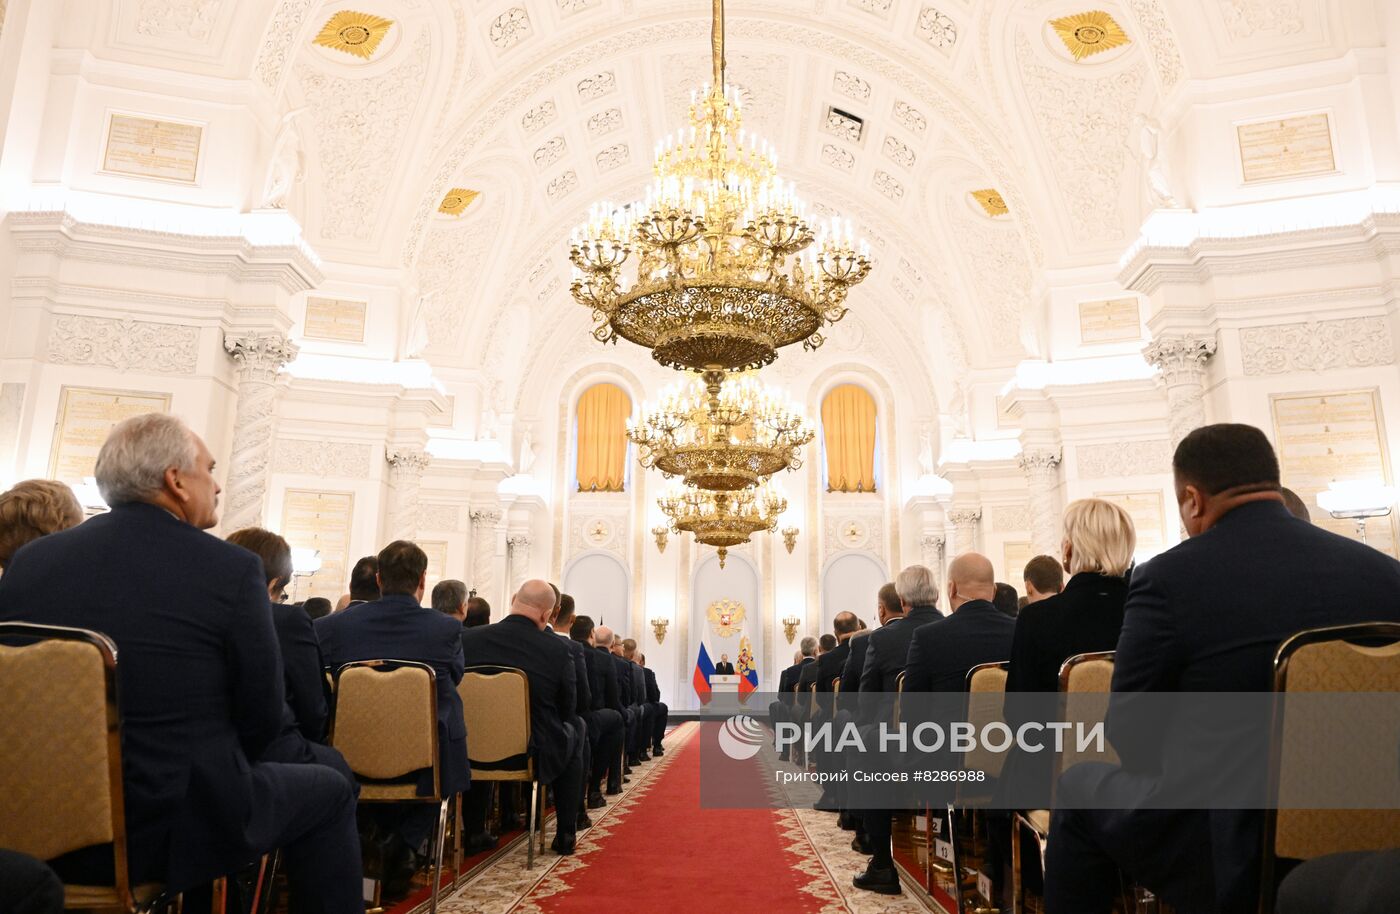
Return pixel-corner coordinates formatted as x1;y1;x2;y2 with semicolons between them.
460;579;585;854
854;554;1016;895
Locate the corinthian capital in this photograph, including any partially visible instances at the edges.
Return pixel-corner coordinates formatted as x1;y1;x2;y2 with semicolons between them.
508;534;533;548
224;331;298;381
470;505;503;527
1017;449;1062;474
947;507;982;528
386;448;432;474
1143;334;1216;385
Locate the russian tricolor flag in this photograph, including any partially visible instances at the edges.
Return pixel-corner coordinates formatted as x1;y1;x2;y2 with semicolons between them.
693;642;715;704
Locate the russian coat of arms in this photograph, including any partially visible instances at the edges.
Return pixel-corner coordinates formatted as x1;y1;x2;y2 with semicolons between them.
706;598;746;638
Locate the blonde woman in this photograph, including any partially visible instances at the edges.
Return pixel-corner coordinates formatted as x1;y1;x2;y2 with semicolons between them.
0;479;83;571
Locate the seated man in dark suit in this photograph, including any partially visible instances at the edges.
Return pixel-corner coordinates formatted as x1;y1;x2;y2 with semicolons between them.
592;625;632;791
0;414;361;911
547;588;593;830
464;595;491;627
621;638;653;762
770;637;817;760
316;540;469;892
1045;424;1400;914
855;555;1014;894
225;527;353;788
806;615;860;809
461;579;585;855
637;651;668;755
842;583;902;696
569;615;625;802
343;554;380;608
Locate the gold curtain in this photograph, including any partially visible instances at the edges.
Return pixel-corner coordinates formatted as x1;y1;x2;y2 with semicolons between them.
822;384;877;493
576;383;631;492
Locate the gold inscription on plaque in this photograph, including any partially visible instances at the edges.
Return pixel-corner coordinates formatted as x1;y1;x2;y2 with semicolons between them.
1095;490;1167;559
1078;297;1141;345
49;387;171;483
103;114;203;183
304;297;367;343
1237;113;1335;184
1271;389;1396;556
1002;540;1034;585
421;540;449;595
280;490;354;603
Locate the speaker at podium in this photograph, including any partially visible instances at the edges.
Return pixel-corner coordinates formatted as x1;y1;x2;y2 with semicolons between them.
709;674;741;695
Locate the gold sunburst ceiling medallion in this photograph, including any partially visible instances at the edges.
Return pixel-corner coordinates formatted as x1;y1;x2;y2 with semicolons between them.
439;188;480;216
970;189;1009;217
313;11;394;60
1050;10;1131;61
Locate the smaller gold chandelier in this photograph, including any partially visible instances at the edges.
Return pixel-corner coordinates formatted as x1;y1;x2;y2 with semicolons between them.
658;482;787;568
629;371;812;491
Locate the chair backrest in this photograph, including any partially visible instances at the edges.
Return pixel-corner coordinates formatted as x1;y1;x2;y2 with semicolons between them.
965;662;1010;778
1057;651;1117;773
892;670;906;726
1268;623;1400;862
331;660;439;799
0;622;135;907
457;667;532;781
830;676;842;695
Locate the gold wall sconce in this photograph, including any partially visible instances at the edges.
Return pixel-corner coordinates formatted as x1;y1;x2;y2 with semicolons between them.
652;525;669;553
782;615;801;644
781;526;799;554
651;617;670;644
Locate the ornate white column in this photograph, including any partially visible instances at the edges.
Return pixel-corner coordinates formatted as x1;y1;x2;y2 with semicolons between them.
1018;449;1063;556
469;505;503;602
507;534;532;593
919;533;946;588
222;332;298;532
946;507;982;559
385;449;430;543
1143;334;1217;449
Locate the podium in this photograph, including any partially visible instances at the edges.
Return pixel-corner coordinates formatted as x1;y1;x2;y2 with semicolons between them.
710;674;740;695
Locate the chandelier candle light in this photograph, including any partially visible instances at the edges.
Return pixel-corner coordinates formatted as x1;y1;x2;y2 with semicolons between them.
568;0;872;374
628;372;813;491
658;482;788;567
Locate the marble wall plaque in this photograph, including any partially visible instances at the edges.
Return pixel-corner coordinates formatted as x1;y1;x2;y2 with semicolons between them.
49;387;170;483
280;490;354;602
303;297;367;343
103;114;203;183
421;540;449;596
1237;113;1335;184
1095;490;1167;560
1078;297;1141;344
1271;389;1396;556
1001;540;1034;586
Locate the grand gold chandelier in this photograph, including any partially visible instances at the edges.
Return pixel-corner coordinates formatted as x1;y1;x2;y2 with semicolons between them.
628;370;812;491
568;0;872;374
658;483;787;567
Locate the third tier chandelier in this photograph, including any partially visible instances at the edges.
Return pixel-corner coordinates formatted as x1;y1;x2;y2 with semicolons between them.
627;370;813;491
568;0;872;374
658;482;788;568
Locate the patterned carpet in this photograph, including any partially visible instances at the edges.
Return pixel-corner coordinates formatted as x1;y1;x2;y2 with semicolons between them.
428;722;939;914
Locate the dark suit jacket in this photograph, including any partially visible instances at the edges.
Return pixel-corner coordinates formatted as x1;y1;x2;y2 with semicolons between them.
0;503;283;889
813;640;851;692
555;631;592;717
271;600;329;742
460;615;578;783
713;661;736;674
630;662;646;708
841;630;874;695
643;667;662;704
1104;500;1400;911
777;657;814;704
612;653;634;707
903;599;1015;693
587;645;622;713
860;604;941;721
316;593;469;795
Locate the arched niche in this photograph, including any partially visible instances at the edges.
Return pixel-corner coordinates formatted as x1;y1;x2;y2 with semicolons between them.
820;552;888;635
687;552;762;708
562;550;630;631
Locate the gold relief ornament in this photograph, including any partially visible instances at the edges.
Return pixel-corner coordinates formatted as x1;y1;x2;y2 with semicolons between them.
707;598;746;638
970;189;1009;217
439;188;480;216
568;0;872;374
1049;10;1131;62
312;11;394;60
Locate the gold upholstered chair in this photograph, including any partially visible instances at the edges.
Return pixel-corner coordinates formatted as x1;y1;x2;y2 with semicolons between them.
456;667;541;872
942;661;1011;914
0;622;169;911
330;660;451;914
1010;650;1116;914
1259;622;1400;913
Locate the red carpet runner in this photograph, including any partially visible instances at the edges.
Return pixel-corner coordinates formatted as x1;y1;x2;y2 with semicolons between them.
515;722;847;913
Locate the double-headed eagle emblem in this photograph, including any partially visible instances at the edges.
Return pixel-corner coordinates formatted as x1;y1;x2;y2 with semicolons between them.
706;598;746;638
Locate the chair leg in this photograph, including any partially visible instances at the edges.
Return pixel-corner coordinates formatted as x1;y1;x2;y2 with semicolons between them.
1011;815;1023;914
450;792;464;889
249;851;279;914
947;805;968;914
526;780;538;870
428;798;449;914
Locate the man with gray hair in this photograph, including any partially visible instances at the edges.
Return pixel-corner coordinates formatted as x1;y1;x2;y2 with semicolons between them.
432;579;468;622
770;635;818;760
0;413;363;910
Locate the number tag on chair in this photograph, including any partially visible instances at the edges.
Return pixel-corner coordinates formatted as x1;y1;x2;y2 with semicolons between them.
978;872;993;902
935;838;953;863
929;815;942;835
916;813;928;833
